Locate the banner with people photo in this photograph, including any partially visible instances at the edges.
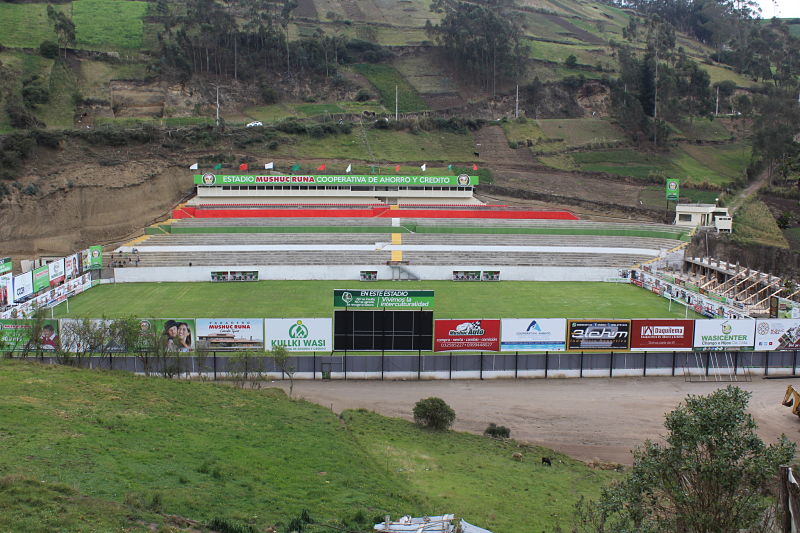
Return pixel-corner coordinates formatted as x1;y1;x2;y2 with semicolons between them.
0;273;13;307
567;320;631;351
13;271;33;301
434;319;501;352
0;319;59;351
32;265;50;293
196;319;264;351
48;258;65;286
630;319;694;351
754;319;800;351
64;254;79;279
139;319;196;352
500;319;566;351
264;318;332;352
693;319;755;349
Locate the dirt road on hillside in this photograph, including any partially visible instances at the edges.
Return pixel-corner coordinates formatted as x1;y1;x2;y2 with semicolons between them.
273;377;800;465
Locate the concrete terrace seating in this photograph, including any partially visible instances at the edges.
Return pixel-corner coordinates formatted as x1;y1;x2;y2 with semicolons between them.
139;233;392;246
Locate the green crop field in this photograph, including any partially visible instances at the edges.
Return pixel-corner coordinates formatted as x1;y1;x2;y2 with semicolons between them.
73;0;148;50
354;64;428;113
0;361;618;532
0;3;61;48
52;281;701;320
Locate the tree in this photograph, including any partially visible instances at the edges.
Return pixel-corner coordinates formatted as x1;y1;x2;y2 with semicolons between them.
271;344;295;398
571;386;795;532
46;5;75;59
412;397;455;430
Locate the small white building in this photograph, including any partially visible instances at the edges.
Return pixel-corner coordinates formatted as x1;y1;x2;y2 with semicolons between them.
675;203;731;232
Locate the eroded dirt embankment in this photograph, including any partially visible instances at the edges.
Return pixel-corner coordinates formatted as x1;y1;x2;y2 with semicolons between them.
1;155;190;257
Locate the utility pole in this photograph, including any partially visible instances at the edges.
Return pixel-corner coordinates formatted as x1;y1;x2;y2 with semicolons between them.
395;85;398;121
653;48;658;146
515;84;519;119
715;85;719;116
215;85;220;126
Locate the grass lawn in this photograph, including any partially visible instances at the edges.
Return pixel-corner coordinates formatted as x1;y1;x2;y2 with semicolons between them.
73;0;149;50
671;119;731;141
537;119;627;147
295;103;345;116
36;61;76;129
271;128;476;162
639;185;720;209
572;149;675;179
353;64;427;113
733;200;789;248
0;361;619;532
0;3;62;48
53;281;701;320
502;119;546;145
678;144;750;183
345;410;619;533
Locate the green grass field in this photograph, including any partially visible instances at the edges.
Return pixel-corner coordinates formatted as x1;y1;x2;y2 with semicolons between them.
53;281;701;320
0;3;62;48
0;361;618;532
353;64;428;113
73;0;148;50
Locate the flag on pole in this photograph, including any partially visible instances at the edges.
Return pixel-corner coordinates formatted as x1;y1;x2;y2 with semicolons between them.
189;162;198;170
290;164;301;171
239;163;248;171
447;164;453;171
346;164;352;173
472;163;478;171
317;164;326;171
213;163;223;170
394;165;401;172
265;162;274;170
420;163;427;171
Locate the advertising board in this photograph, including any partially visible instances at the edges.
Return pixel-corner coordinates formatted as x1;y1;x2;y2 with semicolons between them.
59;319;127;353
48;258;65;286
0;319;59;351
693;319;755;349
630;319;694;350
754;319;800;351
434;319;500;352
333;289;434;308
13;271;33;301
195;174;478;187
265;318;332;352
567;320;630;350
88;246;103;269
500;319;566;351
0;257;11;275
139;319;196;352
64;254;79;279
196;319;264;351
0;273;12;306
32;265;50;293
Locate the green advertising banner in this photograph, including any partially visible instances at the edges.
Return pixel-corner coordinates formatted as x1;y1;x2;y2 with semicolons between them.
666;178;680;201
195;174;478;187
0;257;11;275
32;265;50;293
0;319;59;351
88;246;103;269
333;289;435;308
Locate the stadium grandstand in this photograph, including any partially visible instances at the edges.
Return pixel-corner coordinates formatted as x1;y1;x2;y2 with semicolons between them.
111;172;689;282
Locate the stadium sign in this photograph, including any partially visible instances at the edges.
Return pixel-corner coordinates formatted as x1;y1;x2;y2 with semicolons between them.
333;289;434;308
692;319;755;349
196;318;264;351
630;319;694;350
32;265;50;293
434;319;500;352
195;174;478;187
567;320;630;350
0;257;11;275
265;318;332;352
754;319;800;351
665;178;680;201
500;318;566;351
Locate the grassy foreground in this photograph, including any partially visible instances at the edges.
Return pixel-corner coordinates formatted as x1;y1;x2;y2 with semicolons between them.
53;281;702;319
0;361;618;531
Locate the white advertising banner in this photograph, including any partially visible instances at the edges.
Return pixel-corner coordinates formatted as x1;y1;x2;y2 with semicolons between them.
755;319;800;351
264;318;332;352
13;271;33;301
196;318;264;351
500;318;566;351
693;319;756;349
48;258;65;285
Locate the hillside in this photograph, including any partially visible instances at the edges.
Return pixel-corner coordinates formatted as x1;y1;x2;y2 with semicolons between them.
0;0;797;256
0;360;619;532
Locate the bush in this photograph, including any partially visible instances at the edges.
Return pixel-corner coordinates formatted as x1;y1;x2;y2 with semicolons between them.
206;517;258;533
355;88;372;102
565;54;578;68
260;85;279;105
413;397;455;430
484;422;511;439
39;41;59;59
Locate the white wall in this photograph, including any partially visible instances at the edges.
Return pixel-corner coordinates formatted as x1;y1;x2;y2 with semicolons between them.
113;265;623;282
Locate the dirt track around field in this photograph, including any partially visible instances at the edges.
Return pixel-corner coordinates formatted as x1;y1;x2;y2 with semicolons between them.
276;377;800;465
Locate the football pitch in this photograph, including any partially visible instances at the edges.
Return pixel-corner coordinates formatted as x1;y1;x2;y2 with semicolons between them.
53;281;703;319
